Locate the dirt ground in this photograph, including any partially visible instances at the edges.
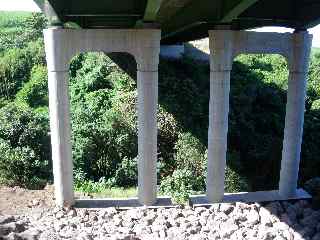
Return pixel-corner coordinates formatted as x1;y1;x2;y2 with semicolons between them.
0;185;55;216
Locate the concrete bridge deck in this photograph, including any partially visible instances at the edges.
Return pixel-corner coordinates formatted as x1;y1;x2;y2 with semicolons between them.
35;0;320;43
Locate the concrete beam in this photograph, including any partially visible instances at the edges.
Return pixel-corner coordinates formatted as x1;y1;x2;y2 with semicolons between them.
143;0;162;22
221;0;260;22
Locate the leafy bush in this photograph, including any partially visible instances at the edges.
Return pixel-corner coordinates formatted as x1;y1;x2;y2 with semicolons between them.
0;48;33;98
0;103;51;180
114;157;138;187
308;53;320;98
0;138;48;189
0;12;47;51
22;13;47;42
25;39;46;66
224;166;249;193
15;65;48;108
159;168;204;204
311;99;320;110
174;132;206;176
70;53;138;180
74;169;113;193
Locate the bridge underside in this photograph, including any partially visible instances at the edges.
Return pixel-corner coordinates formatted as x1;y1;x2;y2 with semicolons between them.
35;0;320;44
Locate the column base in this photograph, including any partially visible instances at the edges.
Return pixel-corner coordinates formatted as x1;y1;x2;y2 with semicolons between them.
73;189;311;209
191;188;311;206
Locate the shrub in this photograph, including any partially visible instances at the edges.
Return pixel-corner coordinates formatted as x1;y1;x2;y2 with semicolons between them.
22;13;47;42
0;48;33;99
157;106;179;177
114;157;138;187
224;166;249;193
25;40;46;66
0;103;51;175
311;99;320;110
0;138;48;189
0;13;46;51
15;65;48;108
71;98;137;180
159;168;204;204
308;53;320;98
174;132;206;176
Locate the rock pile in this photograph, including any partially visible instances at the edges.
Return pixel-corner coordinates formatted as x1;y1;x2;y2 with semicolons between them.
1;200;320;240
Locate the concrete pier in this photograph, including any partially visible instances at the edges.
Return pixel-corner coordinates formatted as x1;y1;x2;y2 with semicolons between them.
279;31;312;197
207;30;233;202
44;28;161;206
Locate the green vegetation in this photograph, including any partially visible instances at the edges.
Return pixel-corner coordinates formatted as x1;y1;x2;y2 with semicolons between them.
0;12;319;203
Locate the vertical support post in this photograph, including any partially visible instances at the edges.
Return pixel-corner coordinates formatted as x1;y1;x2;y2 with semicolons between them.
207;30;233;202
136;30;161;205
44;28;74;206
279;31;312;197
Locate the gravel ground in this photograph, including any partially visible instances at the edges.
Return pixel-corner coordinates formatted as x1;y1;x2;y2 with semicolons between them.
1;200;320;240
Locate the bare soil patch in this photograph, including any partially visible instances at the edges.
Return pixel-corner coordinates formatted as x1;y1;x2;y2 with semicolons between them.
0;185;55;216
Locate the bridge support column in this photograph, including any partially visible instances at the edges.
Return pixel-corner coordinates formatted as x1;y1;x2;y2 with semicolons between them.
44;28;160;207
44;28;74;207
207;30;233;202
279;31;312;197
205;29;312;204
136;37;160;205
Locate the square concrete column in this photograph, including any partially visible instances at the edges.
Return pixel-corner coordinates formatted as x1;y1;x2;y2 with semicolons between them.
279;31;312;197
136;30;161;205
44;28;74;207
207;30;233;202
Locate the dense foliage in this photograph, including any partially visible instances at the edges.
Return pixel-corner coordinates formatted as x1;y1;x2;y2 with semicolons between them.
0;12;319;202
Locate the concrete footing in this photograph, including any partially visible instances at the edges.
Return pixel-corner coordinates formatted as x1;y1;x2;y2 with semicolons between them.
74;189;311;209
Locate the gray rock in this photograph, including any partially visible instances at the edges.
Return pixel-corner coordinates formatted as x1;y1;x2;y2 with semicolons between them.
246;209;260;225
312;233;320;240
300;226;316;238
259;207;273;227
219;203;235;215
209;203;219;213
280;213;295;226
19;229;41;240
273;222;290;232
0;215;15;225
0;222;26;235
55;211;64;219
300;211;320;227
67;209;77;218
219;219;239;238
194;207;207;215
264;202;284;215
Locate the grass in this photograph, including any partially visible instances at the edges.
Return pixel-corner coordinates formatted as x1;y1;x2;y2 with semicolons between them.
0;11;31;28
76;187;137;198
312;47;320;56
74;178;138;198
